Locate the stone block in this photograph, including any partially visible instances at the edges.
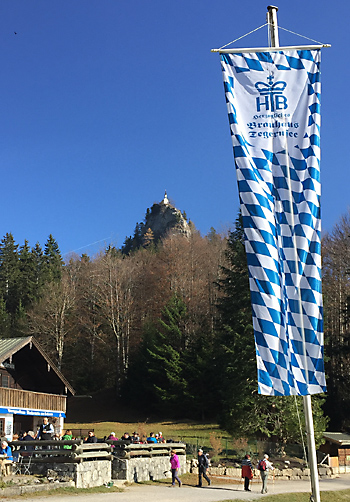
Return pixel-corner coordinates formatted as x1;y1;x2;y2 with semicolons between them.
225;467;240;477
209;467;225;476
318;466;332;477
282;468;294;478
112;453;187;482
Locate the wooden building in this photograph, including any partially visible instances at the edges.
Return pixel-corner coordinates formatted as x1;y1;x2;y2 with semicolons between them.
320;433;350;473
0;337;74;440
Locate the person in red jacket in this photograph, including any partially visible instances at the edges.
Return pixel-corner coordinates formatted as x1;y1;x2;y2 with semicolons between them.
241;454;253;491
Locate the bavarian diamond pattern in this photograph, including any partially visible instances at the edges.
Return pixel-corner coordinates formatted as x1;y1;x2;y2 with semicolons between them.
220;50;326;396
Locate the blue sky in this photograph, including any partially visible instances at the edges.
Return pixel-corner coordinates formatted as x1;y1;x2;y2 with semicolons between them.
0;0;347;257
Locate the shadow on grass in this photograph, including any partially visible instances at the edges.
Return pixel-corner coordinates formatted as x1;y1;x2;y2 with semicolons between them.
8;485;124;499
217;490;350;502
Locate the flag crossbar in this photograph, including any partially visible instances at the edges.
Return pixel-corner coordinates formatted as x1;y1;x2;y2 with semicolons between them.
211;44;330;54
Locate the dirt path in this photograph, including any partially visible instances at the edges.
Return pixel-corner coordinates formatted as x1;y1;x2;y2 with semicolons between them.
2;475;350;502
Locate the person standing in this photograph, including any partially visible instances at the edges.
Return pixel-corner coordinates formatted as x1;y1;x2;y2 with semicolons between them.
170;449;182;487
241;454;253;491
197;449;211;487
36;417;54;440
258;454;274;494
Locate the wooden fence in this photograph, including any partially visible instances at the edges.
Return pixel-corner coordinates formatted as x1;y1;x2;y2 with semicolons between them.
10;440;111;463
10;440;186;464
107;440;186;459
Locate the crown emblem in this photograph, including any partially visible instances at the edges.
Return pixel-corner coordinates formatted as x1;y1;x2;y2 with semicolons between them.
254;73;288;113
255;74;287;95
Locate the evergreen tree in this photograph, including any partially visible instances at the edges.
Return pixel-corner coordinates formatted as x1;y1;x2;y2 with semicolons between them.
13;300;28;337
43;235;64;282
216;214;256;433
105;245;122;259
146;294;188;412
0;295;10;338
125;294;189;414
181;332;219;420
0;233;20;315
121;223;145;255
216;214;328;444
207;227;218;242
18;240;37;308
123;320;159;406
32;242;44;283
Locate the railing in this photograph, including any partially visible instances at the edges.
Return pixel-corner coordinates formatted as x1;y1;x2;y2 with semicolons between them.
9;440;186;464
10;440;112;463
108;440;186;459
1;388;66;412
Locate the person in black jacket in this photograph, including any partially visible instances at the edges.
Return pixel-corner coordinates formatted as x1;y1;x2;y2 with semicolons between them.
84;431;98;443
196;449;211;487
36;418;54;440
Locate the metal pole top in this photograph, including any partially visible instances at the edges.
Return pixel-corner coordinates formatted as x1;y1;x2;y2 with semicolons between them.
267;4;280;48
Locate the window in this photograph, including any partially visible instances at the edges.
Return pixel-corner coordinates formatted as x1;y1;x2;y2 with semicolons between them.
1;374;9;387
0;419;4;435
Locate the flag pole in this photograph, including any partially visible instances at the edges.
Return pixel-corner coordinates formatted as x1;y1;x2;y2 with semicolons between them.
304;395;321;502
267;6;321;502
267;5;279;47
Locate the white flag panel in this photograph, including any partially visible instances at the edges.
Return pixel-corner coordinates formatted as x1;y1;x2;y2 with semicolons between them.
220;50;326;395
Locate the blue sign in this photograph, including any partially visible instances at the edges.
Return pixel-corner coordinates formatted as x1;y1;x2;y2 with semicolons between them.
0;406;65;418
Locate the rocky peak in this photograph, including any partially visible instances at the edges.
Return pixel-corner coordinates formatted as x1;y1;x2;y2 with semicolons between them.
143;191;192;243
121;192;192;254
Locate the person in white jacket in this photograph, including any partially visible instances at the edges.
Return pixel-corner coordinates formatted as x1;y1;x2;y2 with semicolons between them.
258;454;274;494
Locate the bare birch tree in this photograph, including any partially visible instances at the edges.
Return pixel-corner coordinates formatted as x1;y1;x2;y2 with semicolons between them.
27;267;76;370
322;210;350;428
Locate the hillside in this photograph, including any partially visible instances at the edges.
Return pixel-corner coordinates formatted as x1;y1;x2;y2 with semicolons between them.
66;389;147;423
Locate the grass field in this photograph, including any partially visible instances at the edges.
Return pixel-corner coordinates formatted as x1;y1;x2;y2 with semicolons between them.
65;391;233;454
218;494;350;502
231;493;350;501
63;420;227;451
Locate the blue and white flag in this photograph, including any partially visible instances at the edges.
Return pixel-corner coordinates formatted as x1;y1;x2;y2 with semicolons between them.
220;49;326;396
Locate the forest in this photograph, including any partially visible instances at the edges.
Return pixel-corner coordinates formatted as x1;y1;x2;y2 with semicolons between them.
1;207;350;445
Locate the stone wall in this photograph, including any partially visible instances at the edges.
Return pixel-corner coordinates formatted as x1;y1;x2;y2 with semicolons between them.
112;453;187;482
31;460;111;488
75;460;111;488
189;464;333;480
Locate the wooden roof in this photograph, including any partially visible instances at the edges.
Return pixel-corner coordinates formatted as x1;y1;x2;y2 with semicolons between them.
0;336;75;395
323;433;350;445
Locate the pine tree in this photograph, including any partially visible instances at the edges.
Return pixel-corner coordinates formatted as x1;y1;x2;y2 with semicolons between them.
43;235;64;282
143;294;188;413
216;214;328;444
181;332;219;420
18;240;37;308
216;214;256;433
0;233;20;315
0;295;10;338
30;242;47;301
